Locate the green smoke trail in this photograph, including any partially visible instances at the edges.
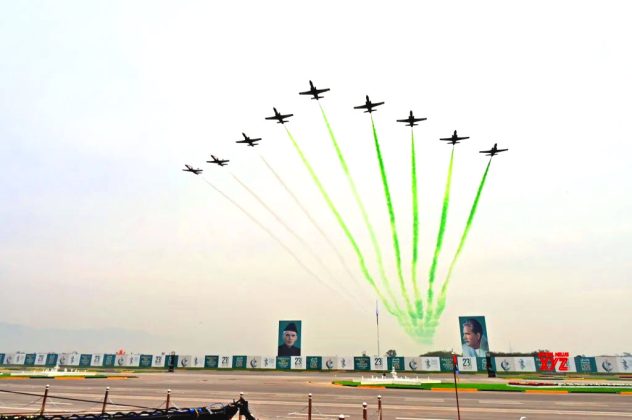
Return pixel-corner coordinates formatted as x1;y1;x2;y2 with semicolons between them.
426;147;455;319
259;154;367;304
200;178;327;290
319;104;401;314
410;129;423;316
283;126;398;316
431;159;492;321
370;115;414;320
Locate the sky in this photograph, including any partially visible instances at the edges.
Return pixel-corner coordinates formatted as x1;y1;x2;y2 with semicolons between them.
0;1;631;356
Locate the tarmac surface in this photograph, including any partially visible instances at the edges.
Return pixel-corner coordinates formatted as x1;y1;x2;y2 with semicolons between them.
1;370;631;419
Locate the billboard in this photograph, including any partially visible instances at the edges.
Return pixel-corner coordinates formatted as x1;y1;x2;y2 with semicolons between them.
277;320;302;356
459;316;490;357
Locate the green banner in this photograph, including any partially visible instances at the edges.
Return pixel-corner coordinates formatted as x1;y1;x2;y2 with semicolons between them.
439;357;455;372
387;357;405;371
79;354;92;367
232;355;247;369
354;357;371;371
103;354;116;367
139;355;153;368
276;356;291;370
0;354;4;364
24;353;36;366
476;356;494;371
165;355;179;368
306;356;322;370
46;354;58;366
574;356;597;373
204;355;219;368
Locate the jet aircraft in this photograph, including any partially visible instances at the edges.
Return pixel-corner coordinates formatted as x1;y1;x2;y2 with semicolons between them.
479;143;508;156
299;80;330;100
236;133;262;147
440;130;470;145
354;95;384;113
207;155;229;166
397;110;427;127
182;164;203;175
265;107;293;124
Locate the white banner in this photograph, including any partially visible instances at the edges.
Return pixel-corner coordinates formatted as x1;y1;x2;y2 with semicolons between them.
495;357;515;372
595;356;618;373
5;353;25;365
458;357;477;372
218;355;231;368
291;356;305;370
34;353;47;366
115;355;127;367
247;356;261;369
337;356;354;370
260;356;276;369
420;357;440;371
152;354;166;368
127;354;140;367
616;357;632;373
178;355;192;368
322;356;337;370
62;353;80;366
513;357;536;372
404;357;422;371
371;356;386;371
90;354;105;367
191;355;205;368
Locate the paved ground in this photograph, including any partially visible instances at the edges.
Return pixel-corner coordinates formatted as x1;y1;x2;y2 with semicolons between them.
1;371;631;419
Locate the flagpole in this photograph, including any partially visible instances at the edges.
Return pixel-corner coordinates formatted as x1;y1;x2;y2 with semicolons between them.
376;301;381;356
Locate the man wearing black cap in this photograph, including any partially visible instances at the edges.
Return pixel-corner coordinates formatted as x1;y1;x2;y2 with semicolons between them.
278;322;301;356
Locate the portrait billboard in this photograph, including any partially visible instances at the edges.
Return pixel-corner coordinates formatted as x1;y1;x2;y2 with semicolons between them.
277;320;302;356
459;316;490;357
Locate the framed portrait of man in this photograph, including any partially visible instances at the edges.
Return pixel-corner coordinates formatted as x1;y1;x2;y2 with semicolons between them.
459;316;490;357
278;320;302;356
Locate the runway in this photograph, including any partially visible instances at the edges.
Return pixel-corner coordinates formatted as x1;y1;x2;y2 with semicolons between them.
1;371;631;419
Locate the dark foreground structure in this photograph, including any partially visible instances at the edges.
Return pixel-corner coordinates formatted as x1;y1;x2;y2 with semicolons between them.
0;399;255;420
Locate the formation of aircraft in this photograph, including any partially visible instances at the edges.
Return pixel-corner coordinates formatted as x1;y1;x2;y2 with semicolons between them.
299;80;330;100
265;107;293;124
354;95;384;113
183;86;508;175
479;143;508;156
236;133;262;147
397;110;427;127
182;164;203;175
207;155;229;166
440;130;470;145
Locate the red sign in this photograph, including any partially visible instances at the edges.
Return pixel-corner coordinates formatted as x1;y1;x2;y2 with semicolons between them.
538;352;569;371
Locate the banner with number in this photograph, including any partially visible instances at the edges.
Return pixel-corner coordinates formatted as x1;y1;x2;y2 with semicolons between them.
291;356;305;370
458;356;477;372
152;354;166;368
617;357;632;373
218;355;231;368
34;353;48;366
371;356;386;371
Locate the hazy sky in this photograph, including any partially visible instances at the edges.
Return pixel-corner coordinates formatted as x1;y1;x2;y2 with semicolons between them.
1;1;631;356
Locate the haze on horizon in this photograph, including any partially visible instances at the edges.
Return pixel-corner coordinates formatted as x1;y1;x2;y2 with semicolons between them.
1;1;631;356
